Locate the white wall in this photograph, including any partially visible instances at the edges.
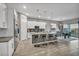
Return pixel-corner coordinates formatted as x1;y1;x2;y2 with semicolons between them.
0;4;14;37
20;14;27;40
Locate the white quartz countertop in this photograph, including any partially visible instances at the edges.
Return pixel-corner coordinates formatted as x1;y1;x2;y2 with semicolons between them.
31;32;56;35
31;32;48;35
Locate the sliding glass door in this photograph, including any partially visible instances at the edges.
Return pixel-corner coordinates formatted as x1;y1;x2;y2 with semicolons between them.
63;23;78;38
70;24;78;38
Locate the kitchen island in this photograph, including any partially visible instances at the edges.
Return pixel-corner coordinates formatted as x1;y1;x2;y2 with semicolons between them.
31;32;58;47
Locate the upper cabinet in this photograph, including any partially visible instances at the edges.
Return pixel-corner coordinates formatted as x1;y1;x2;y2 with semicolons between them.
0;4;7;28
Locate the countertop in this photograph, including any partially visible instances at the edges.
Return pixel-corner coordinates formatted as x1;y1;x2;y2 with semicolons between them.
31;32;48;35
31;32;56;35
0;37;12;43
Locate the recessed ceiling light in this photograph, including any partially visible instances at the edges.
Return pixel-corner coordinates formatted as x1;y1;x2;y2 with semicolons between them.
23;6;26;9
38;15;41;18
47;16;51;19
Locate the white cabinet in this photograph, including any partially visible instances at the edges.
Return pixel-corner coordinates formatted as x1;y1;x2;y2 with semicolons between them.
8;38;14;56
0;37;14;56
0;4;7;28
0;42;8;56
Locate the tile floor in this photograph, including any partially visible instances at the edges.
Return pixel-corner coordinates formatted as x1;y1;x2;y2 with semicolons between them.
13;38;79;56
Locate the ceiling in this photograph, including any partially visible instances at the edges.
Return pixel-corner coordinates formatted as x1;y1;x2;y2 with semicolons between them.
6;3;79;21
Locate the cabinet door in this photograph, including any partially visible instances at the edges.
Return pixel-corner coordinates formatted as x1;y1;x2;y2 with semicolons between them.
0;42;8;56
0;4;7;28
8;38;14;56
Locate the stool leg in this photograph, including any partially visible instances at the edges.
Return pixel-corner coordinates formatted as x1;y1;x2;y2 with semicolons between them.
34;45;37;47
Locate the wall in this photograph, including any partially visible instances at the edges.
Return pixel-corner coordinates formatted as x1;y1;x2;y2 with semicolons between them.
0;4;14;37
20;14;27;40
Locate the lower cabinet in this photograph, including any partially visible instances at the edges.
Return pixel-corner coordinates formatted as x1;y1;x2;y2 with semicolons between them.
0;42;8;56
8;37;14;56
0;37;14;56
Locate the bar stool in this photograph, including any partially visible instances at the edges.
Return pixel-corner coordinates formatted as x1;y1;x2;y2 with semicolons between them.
40;34;47;47
40;34;46;42
48;34;54;41
32;35;39;44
